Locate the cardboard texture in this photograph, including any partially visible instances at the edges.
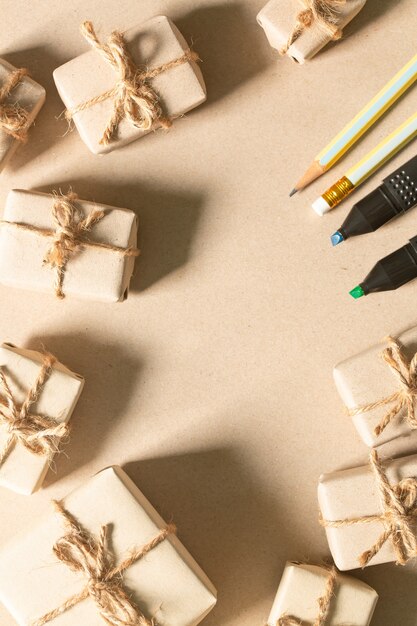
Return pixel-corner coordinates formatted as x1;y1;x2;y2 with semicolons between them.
53;15;207;154
0;466;217;626
0;343;84;495
0;59;45;171
334;327;417;448
0;189;138;302
267;562;378;626
257;0;367;64
318;453;417;571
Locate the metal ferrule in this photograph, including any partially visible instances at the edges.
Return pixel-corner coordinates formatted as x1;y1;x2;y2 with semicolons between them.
322;176;355;209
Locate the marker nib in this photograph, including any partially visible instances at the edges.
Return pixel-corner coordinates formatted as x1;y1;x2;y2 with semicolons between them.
289;188;298;198
331;231;344;246
349;285;365;299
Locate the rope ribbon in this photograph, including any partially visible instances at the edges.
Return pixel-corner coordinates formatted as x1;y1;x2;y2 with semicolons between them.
321;450;417;567
280;0;345;56
0;67;31;141
65;21;200;146
0;353;68;467
276;566;337;626
31;500;176;626
348;337;417;437
0;191;139;299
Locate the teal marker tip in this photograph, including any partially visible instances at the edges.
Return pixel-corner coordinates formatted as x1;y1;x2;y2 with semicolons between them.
349;285;365;299
331;231;344;246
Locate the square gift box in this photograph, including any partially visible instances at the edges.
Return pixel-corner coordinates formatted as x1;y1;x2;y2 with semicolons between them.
0;58;45;170
334;328;417;447
0;189;139;302
53;15;207;154
0;342;84;495
318;452;417;571
0;465;217;626
267;562;378;625
257;0;367;64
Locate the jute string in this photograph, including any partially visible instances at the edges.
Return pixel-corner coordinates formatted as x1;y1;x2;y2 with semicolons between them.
31;500;176;626
0;67;30;141
348;337;417;437
0;191;139;299
65;21;200;145
280;0;345;55
0;353;68;467
321;450;417;567
276;566;337;626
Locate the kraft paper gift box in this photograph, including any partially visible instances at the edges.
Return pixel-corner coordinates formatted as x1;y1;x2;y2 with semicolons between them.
257;0;367;64
267;562;378;625
0;342;84;495
0;465;217;626
318;452;417;571
334;328;417;447
53;15;207;154
0;189;138;302
0;59;45;170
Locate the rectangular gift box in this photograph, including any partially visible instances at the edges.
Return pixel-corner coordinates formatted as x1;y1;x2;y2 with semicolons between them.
0;342;84;495
257;0;367;64
0;189;138;302
318;453;417;570
267;562;378;625
0;58;45;170
334;327;417;447
53;15;207;154
0;465;217;626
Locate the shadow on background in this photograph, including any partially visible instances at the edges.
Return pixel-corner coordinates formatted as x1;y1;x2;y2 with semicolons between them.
32;178;206;292
123;447;313;626
360;563;417;626
25;331;142;487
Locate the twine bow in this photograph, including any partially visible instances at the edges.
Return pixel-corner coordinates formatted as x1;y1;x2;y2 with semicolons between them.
0;67;31;141
280;0;345;56
65;21;200;146
32;500;176;626
348;337;417;437
321;450;417;567
0;191;139;299
0;353;68;467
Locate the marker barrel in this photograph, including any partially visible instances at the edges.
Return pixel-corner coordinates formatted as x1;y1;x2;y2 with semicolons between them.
360;236;417;295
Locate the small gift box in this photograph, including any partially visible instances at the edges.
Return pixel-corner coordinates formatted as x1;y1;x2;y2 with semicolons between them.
0;58;45;170
334;328;417;447
257;0;367;64
267;562;378;625
0;465;217;626
0;189;139;302
53;16;207;154
319;451;417;570
0;342;84;495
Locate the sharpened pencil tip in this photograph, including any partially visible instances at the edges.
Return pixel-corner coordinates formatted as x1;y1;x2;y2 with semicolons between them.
331;231;344;246
289;188;298;198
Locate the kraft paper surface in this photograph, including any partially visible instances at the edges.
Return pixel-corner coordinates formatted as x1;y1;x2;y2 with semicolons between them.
0;1;417;625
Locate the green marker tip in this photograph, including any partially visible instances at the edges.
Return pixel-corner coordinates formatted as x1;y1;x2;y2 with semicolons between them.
349;285;365;299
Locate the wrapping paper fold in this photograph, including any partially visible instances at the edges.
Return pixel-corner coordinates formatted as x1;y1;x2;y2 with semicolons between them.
257;0;367;64
0;59;45;170
267;562;378;625
0;342;84;495
0;189;138;302
0;465;217;626
318;453;417;570
53;15;207;154
334;327;417;447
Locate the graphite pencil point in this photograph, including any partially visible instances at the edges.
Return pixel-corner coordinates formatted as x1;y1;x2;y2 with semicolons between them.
289;188;298;198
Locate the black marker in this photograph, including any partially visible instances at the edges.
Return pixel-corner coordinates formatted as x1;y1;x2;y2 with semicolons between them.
331;154;417;245
350;235;417;298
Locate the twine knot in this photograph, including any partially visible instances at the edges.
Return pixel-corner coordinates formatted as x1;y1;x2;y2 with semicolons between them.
321;450;417;567
31;500;176;626
280;0;345;56
65;21;200;146
0;353;68;467
348;337;417;437
0;67;30;141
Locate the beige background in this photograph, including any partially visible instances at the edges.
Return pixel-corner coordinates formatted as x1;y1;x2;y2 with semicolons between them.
0;0;416;624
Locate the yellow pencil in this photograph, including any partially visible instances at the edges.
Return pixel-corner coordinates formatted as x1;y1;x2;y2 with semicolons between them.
290;52;417;196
